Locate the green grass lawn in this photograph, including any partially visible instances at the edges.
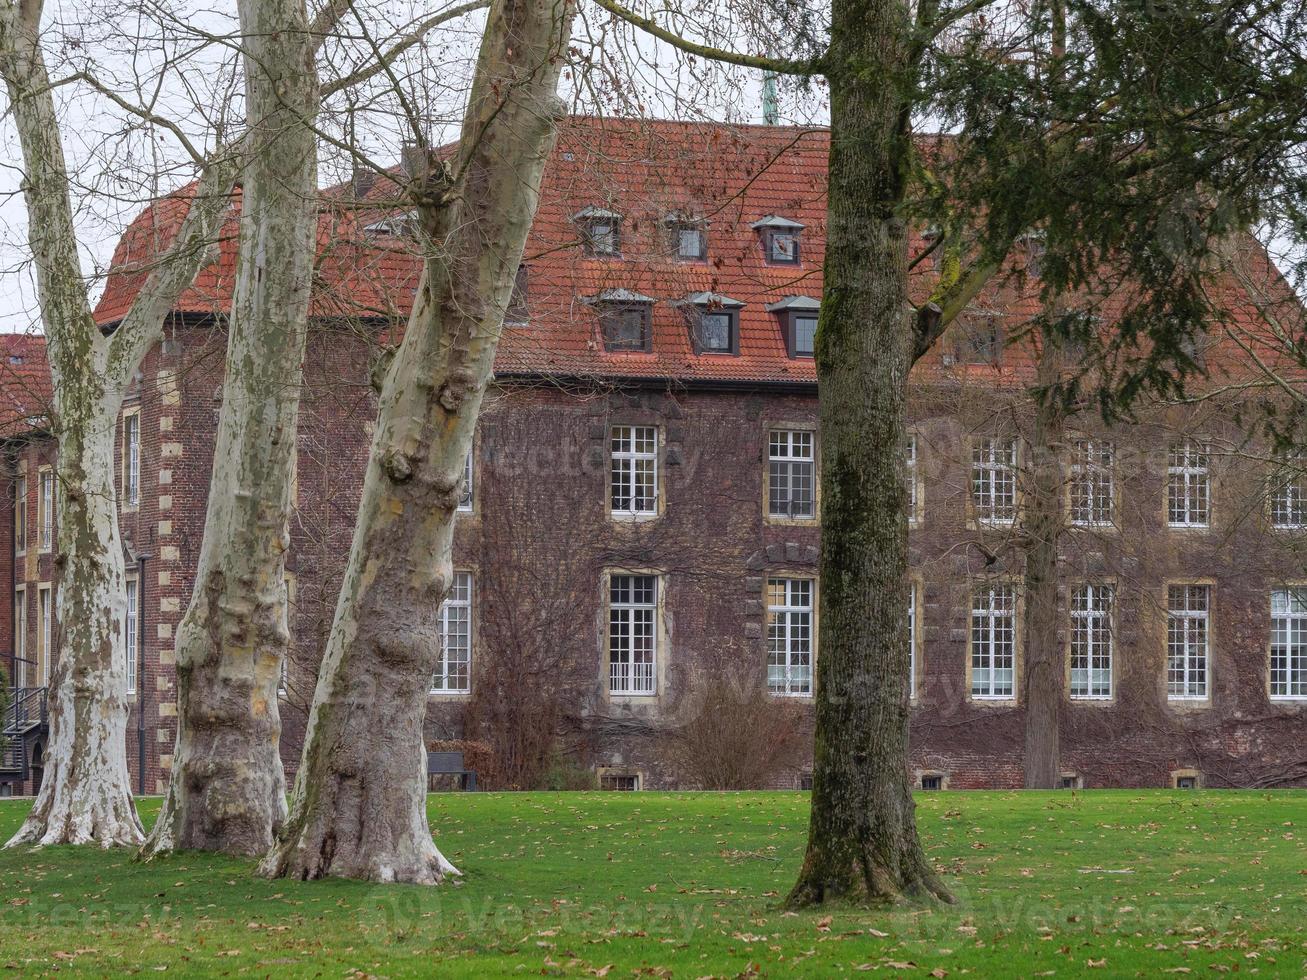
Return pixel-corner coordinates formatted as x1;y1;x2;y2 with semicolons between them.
0;791;1303;977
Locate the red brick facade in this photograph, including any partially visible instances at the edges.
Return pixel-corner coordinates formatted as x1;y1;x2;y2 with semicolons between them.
3;117;1305;794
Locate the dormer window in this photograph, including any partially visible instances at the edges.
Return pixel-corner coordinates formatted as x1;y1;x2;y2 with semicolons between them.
664;214;707;261
575;206;623;257
766;296;820;358
364;210;419;237
751;215;804;265
588;289;656;352
953;314;1004;367
677;292;743;355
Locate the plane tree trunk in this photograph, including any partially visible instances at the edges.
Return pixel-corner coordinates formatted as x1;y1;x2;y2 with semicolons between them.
260;0;574;884
140;0;319;858
0;0;234;847
786;0;952;907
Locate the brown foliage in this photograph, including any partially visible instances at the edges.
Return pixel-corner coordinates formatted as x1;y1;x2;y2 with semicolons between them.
668;669;807;790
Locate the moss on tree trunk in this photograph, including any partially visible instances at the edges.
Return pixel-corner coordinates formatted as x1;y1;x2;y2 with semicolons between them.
786;0;951;907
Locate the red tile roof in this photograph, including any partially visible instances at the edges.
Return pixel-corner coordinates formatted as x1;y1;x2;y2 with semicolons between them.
0;333;54;438
89;115;1303;391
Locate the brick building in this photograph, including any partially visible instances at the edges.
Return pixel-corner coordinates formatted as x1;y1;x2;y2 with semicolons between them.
2;116;1305;795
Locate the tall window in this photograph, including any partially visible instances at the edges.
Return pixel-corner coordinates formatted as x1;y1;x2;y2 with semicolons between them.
971;438;1017;524
610;426;658;517
908;584;918;698
1270;589;1307;699
1168;584;1209;699
768;429;815;520
1070;439;1114;526
38;468;53;551
906;434;919;523
432;572;472;693
1167;440;1210;527
1070;584;1113;699
125;577;138;695
37;585;51;685
767;578;814;696
123;411;141;508
1270;455;1307;529
609;574;657;695
457;447;473;512
13;587;27;686
971;585;1016;699
281;572;296;696
14;474;26;556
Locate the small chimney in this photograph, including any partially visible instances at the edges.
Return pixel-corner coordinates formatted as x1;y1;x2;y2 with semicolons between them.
351;167;377;200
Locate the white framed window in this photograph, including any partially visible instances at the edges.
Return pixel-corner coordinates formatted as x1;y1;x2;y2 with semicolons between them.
1070;584;1113;699
1269;589;1307;699
608;573;657;695
906;434;920;523
1168;584;1209;699
610;426;658;517
457;447;473;512
971;438;1017;524
1069;439;1114;526
768;429;816;520
13;474;26;557
908;583;918;698
38;468;53;552
280;572;296;696
123;411;141;508
1167;440;1210;527
37;585;51;686
125;577;138;695
767;578;814;696
971;584;1016;699
13;587;27;686
599;772;641;791
431;572;472;693
1270;455;1307;529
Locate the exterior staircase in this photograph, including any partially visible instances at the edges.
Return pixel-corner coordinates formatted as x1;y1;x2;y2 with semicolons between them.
1;687;49;786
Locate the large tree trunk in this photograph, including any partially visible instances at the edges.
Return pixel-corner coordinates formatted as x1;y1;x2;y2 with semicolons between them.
1022;342;1066;788
260;0;573;883
1;0;234;847
141;0;319;859
786;0;951;907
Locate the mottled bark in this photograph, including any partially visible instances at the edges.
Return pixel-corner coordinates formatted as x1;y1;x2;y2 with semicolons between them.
1022;343;1066;788
0;0;234;847
260;0;573;883
141;0;320;858
786;0;951;907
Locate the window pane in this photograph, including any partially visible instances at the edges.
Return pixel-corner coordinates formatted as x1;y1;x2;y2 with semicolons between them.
610;426;658;515
609;574;658;694
432;572;473;692
768;430;815;519
770;232;797;262
971;585;1016;698
678;227;702;258
767;578;814;696
971;438;1017;523
794;317;817;355
699;312;732;351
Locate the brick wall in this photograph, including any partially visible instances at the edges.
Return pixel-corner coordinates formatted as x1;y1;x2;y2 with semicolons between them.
3;322;1305;794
